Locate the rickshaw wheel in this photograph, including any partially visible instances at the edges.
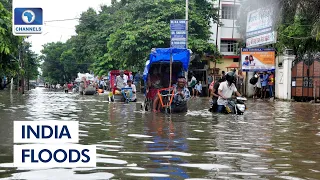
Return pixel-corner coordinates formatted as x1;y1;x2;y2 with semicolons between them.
144;99;152;111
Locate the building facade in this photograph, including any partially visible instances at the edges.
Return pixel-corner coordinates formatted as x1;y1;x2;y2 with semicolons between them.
209;0;241;76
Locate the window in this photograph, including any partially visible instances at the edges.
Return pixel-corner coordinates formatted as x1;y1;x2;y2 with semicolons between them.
221;5;238;19
220;40;237;52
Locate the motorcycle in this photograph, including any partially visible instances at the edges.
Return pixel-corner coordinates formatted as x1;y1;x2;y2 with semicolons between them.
224;97;247;115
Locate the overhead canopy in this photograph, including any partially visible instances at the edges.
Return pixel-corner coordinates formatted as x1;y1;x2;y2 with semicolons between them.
149;48;190;71
143;48;191;81
226;63;239;69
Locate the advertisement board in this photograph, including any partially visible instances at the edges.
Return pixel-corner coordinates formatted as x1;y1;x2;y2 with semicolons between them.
241;48;275;72
246;7;274;38
246;31;277;48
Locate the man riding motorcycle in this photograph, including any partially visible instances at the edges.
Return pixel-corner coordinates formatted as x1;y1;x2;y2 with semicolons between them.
217;71;242;113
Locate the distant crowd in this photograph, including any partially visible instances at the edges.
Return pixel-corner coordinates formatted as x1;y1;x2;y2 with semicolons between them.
251;71;274;100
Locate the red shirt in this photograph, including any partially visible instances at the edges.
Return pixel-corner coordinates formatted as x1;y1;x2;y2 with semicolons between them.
268;74;274;85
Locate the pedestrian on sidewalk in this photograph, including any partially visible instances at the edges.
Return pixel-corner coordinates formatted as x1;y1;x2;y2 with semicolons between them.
237;70;244;95
253;72;261;99
268;72;274;98
189;74;197;97
261;71;269;99
194;81;202;97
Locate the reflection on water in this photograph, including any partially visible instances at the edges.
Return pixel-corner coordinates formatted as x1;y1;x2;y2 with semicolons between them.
0;88;319;179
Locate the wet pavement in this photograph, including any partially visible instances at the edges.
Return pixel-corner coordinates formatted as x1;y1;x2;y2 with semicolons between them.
0;87;319;179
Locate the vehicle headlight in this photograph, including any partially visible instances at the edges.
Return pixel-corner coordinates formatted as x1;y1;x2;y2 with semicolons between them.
236;104;245;112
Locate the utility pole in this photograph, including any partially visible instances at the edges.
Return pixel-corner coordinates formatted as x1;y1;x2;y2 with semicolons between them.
214;0;221;77
27;57;30;91
186;0;189;49
17;45;20;92
21;42;25;94
215;0;221;49
185;0;189;81
186;0;188;49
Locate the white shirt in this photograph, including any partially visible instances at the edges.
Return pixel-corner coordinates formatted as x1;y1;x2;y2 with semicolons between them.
195;84;202;92
99;80;104;86
217;81;237;105
123;74;128;84
125;84;136;100
255;76;261;88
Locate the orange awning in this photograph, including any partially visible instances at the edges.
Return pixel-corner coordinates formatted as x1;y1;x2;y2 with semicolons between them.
226;63;239;68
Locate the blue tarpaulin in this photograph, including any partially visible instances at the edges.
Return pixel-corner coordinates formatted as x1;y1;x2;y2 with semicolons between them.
143;48;190;81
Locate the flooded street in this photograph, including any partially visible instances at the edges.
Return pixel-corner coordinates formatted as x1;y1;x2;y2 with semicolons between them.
0;87;320;180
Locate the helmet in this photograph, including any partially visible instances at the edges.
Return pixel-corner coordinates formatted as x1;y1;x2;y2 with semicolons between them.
218;77;226;83
225;71;235;84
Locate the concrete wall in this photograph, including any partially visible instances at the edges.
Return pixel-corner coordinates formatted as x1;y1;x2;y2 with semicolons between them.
209;58;234;73
275;55;295;100
245;72;255;97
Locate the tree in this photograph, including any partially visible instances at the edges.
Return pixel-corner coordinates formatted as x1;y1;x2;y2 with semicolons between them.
41;0;220;78
41;41;90;84
0;1;24;89
22;42;40;89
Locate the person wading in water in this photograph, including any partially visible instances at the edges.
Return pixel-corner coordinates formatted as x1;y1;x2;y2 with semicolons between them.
171;77;191;113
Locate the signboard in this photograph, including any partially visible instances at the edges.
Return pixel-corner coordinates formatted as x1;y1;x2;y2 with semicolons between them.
171;41;187;49
246;7;274;37
170;19;187;49
246;31;277;48
241;48;275;72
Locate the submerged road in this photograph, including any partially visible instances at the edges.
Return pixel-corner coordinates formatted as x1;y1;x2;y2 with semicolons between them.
0;87;319;179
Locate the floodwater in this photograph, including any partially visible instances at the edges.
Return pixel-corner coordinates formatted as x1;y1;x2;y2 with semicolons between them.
0;87;319;180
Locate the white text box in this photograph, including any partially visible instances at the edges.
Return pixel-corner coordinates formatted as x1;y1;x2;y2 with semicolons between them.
14;144;96;168
14;121;79;143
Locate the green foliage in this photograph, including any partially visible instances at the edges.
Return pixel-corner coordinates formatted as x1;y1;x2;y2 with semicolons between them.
0;2;21;55
23;42;40;80
0;1;24;78
41;42;89;84
41;0;220;79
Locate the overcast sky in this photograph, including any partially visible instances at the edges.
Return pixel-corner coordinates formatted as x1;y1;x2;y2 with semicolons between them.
14;0;112;55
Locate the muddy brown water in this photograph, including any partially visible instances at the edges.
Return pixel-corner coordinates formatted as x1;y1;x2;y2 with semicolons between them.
0;87;319;179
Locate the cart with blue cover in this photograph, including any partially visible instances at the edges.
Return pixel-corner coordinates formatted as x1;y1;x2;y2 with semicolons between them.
142;48;191;113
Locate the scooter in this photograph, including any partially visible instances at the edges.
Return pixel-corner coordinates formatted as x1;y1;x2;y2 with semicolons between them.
225;97;247;115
